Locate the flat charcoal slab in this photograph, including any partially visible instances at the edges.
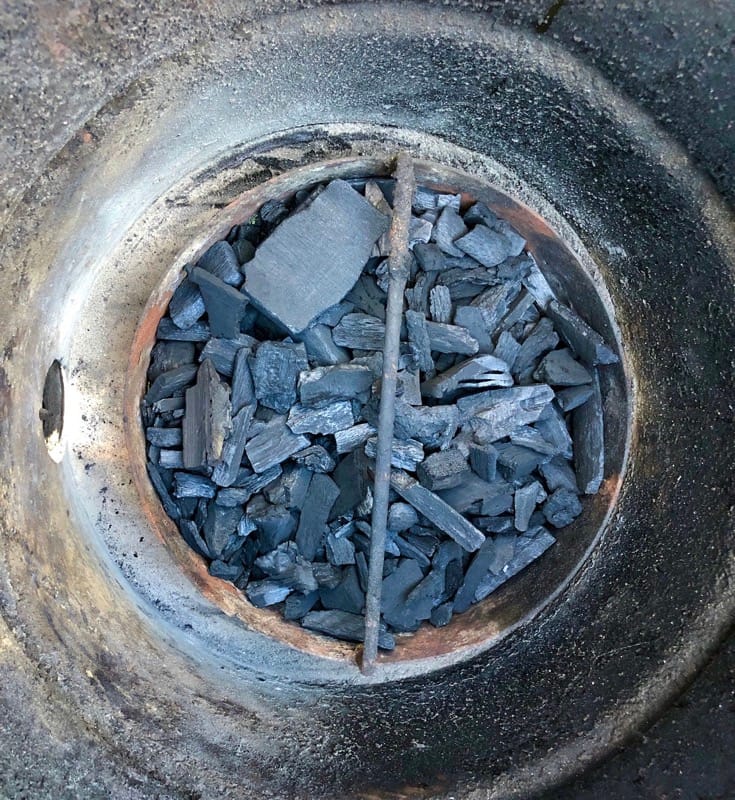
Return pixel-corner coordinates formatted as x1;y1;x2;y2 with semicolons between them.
244;179;389;334
189;267;248;339
298;362;374;405
332;313;386;351
244;416;309;474
466;384;555;442
252;341;308;414
301;610;395;650
365;436;424;471
182;360;231;469
287;401;354;435
547;300;619;365
421;355;512;401
295;473;340;560
573;369;605;493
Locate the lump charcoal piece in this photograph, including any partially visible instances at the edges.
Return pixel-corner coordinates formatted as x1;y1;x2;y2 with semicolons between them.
196;240;242;287
413;185;440;212
331;450;370;519
543;488;583;528
429;285;452;323
178;518;212;559
425;320;479;355
474;516;514;534
522;258;556;308
209;560;243;581
464;201;499;228
216;465;282;507
496;443;549;482
287;400;354;435
493;219;526;257
413;243;450;273
394;536;431;571
512;317;560;377
455;225;512;268
573;369;604;494
439;267;499;303
364;179;392;215
230;349;255;415
409;217;433;249
251;504;298;553
469;443;499;482
365;436;424;471
453;536;498;613
480;480;515;516
474;528;556;602
390;471;485;552
174;472;217;499
556;384;594;412
450;305;492;354
157;318;210;342
169;278;205;330
314;300;354;328
405;310;435;376
406;269;438;314
393;401;459;450
488;532;516;574
534;347;593;386
146;427;183;448
245;416;309;473
326;532;356;566
535;404;574;460
387;502;419;532
432;206;468;257
159;449;185;470
292;445;336;474
301;610;395;650
381;559;425;632
436;193;461;211
417;450;471;491
497;290;535;333
148;341;196;382
147;461;181;522
430;602;453;627
182;360;231;469
211;404;255;487
199;334;256;378
465;384;554;440
509;425;558;456
547;300;619;365
152;396;186;416
144;363;198;405
334;423;376;454
233;237;255;266
345;275;387;322
437;473;503;514
397;368;422;406
203;504;243;557
264;464;313;510
189;267;247;339
396;567;445;629
298;362;374;405
421;355;512;401
247;580;291;607
493;331;522;367
259;198;289;228
312;562;343;590
244;180;389;334
284;590;319;621
454;280;520;346
539;456;579;493
295;473;340;560
320;566;364;615
298;324;350;367
252;341;308;414
514;480;544;532
332;312;386;351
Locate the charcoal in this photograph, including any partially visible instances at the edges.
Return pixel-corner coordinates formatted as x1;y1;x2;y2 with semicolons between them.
455;225;512;268
332;312;387;351
514;480;544;532
454;281;520;346
301;610;395;650
252;341;308;414
299;362;374;405
157;318;210;342
209;560;242;581
439;267;499;302
238;515;258;538
556;384;594;412
397;567;445;629
148;341;196;382
203;504;243;557
326;532;356;566
391;471;485;552
147;461;180;521
146;426;183;447
312;562;343;589
217;465;282;507
489;532;517;573
174;472;217;499
197;241;242;287
393;535;431;570
522;259;556;308
259;198;289;228
393;401;459;450
492;331;521;367
264;465;313;510
188;267;247;339
284;591;319;621
406;270;438;314
159;449;185;470
413;243;450;272
387;502;419;532
535;404;573;460
469;443;498;482
463;201;499;228
334;423;376;454
413;186;442;212
417;450;470;491
314;300;354;328
364;179;392;215
396;368;422;406
245;416;309;474
432;207;467;257
437;472;505;514
383;533;402;558
425;320;479;355
381;559;425;631
232;238;255;266
409;217;433;249
298;324;350;367
245;180;388;334
534;347;593;386
295;473;340;560
211;404;255;487
429;285;452;323
512;317;559;377
345;275;387;321
430;602;453;627
453;536;498;613
449;306;492;353
479;480;515;516
169;278;206;329
573;369;604;494
331;450;370;519
292;445;336;474
145;363;198;405
178;518;211;559
151;396;186;415
496;444;549;482
246;580;291;607
474;516;514;534
230;349;255;415
509;425;557;456
539;456;579;493
251;504;298;553
182;360;231;469
543;488;583;528
405;310;435;376
474;528;556;602
287;401;354;435
465;384;554;441
421;355;512;401
498;291;535;333
199;334;257;378
320;566;364;615
546;300;619;365
365;436;424;471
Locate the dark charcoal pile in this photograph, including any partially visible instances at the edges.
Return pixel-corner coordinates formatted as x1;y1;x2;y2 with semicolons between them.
143;176;619;651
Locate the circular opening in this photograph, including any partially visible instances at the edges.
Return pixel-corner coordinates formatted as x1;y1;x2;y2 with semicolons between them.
126;156;629;667
41;358;65;463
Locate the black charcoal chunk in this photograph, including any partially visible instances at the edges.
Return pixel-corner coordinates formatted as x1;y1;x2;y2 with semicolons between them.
334;423;376;454
464;384;554;441
498;290;535;332
245;416;309;474
397;368;422;406
406;270;438;314
497;444;549;482
546;300;619;365
535;404;573;460
417;450;470;491
433;207;467;257
387;502;419;532
326;533;356;566
320;566;364;615
489;532;516;573
437;472;503;514
203;504;243;557
453;536;497;613
287;401;354;435
413;243;450;273
178;518;211;559
246;580;291;607
365;436;424;471
509;425;558;456
397;567;445;630
572;369;604;494
232;237;255;266
512;317;560;377
211;404;255;487
556;384;594;412
455;225;512;268
479;480;515;516
169;278;205;329
301;610;395;650
298;362;374;405
199;334;257;378
252;504;298;553
514;480;544;532
332;312;385;351
539;456;579;493
331;450;370;519
230;348;255;415
151;396;186;416
292;445;336;474
469;443;499;482
430;602;453;627
182;360;231;469
216;465;282;507
522;258;556;308
429;285;452;323
390;470;485;552
189;267;248;339
463;201;499;227
455;280;520;344
157;318;210;342
148;341;196;382
147;461;181;522
405;310;435;376
244;180;389;334
197;241;242;287
345;275;387;322
209;560;242;581
146;427;183;447
295;473;340;560
259;199;289;228
312;562;343;590
298;324;350;366
534;347;593;386
264;464;313;509
425;320;479;355
314;300;354;328
364;179;392;215
450;306;492;353
409;217;433;249
380;559;425;631
158;449;185;470
393;401;459;450
439;267;498;302
421;355;512;401
492;331;521;366
474;516;514;534
145;363;198;405
543;488;583;528
284;591;319;621
252;341;308;414
174;472;217;499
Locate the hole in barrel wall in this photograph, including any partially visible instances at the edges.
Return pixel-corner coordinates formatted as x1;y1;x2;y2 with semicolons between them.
41;358;65;463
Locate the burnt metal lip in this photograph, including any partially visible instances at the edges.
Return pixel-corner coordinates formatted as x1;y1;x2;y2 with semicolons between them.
124;154;632;670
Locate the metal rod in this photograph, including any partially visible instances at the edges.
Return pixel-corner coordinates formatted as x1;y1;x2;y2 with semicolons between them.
361;152;416;674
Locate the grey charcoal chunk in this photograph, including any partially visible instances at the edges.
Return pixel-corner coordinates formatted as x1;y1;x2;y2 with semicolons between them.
334;423;376;454
244;179;389;334
146;427;183;448
320;566;364;615
178;518;211;559
425;320;479;355
203;504;243;557
298;362;374;405
421;355;512;401
393;401;459;450
469;443;499;482
498;290;535;332
151;396;186;415
480;480;515;516
489;533;517;573
230;348;255;415
295;473;340;560
364;179;392;215
147;461;181;522
292;445;336;474
417;450;470;491
397;368;422;406
405;309;435;376
497;444;549;482
197;241;242;287
455;280;520;342
301;610;395;650
543;488;583;528
547;300;619;365
433;207;468;257
509;425;558;456
413;185;440;212
467;384;554;442
539;456;579;493
200;335;257;378
390;470;485;552
232;238;255;266
413;243;450;272
331;450;370;519
216;465;282;507
287;401;354;435
430;602;453;627
429;285;452;323
245;416;309;474
148;341;196;382
409;217;433;249
455;225;512;268
252;341;308;414
534;347;593;386
182;360;231;469
332;312;386;351
365;436;424;471
453;536;498;613
174;472;217;499
381;559;425;631
493;331;521;366
246;580;292;608
145;363;198;405
169;278;205;329
158;449;184;470
573;369;604;494
514;480;544;532
475;516;514;534
512;317;560;376
450;306;492;353
298;324;350;366
437;473;504;514
209;560;242;581
492;219;526;257
252;505;298;553
264;464;313;510
535;404;574;460
284;591;319;621
522;258;556;308
211;404;255;487
406;270;438;314
314;300;354;328
463;201;499;227
387;502;419;532
189;267;248;339
311;562;342;590
345;275;387;322
556;384;594;412
439;267;498;302
156;318;210;342
326;533;356;566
